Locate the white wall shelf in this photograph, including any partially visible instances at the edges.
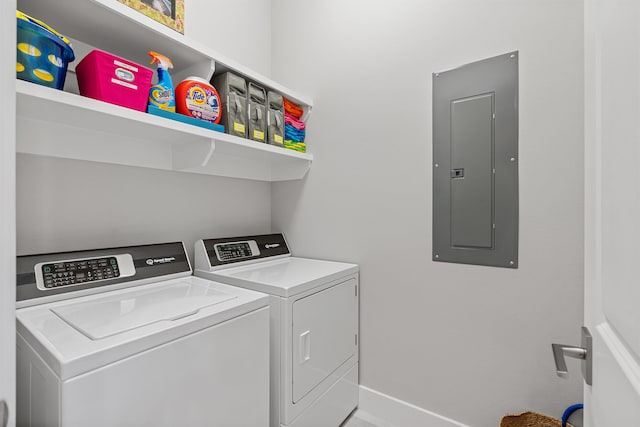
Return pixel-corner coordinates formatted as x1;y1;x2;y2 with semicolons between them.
18;0;312;110
16;0;313;181
16;80;312;181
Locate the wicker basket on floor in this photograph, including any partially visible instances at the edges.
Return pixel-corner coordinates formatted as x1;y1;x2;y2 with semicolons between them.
500;411;572;427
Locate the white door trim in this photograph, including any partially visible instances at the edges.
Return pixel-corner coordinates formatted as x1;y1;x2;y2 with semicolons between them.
0;1;17;426
583;0;640;425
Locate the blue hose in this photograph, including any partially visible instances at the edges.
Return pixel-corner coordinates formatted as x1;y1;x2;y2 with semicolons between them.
562;404;583;427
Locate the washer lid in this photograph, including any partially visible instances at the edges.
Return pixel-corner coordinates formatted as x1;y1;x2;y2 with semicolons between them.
16;276;269;380
200;257;359;297
51;281;236;340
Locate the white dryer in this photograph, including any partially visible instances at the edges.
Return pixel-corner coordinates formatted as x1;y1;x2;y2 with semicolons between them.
194;234;359;427
16;242;270;427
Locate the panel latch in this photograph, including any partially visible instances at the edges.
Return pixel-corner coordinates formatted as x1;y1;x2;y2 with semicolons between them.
451;168;465;178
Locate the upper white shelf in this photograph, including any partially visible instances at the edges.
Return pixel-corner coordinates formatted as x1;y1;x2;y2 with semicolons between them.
17;0;313;109
16;80;313;182
15;0;314;182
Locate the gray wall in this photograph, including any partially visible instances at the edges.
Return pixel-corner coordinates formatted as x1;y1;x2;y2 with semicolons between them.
16;0;273;260
16;155;271;260
270;1;584;426
186;0;271;77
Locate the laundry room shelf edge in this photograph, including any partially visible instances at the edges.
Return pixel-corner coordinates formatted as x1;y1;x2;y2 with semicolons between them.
16;81;313;182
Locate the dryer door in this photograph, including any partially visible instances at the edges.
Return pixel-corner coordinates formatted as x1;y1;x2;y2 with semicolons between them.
292;278;358;403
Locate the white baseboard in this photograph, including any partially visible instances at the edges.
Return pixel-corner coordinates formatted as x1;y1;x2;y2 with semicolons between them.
356;385;470;427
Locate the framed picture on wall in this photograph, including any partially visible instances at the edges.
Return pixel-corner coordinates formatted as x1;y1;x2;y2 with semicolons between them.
117;0;184;34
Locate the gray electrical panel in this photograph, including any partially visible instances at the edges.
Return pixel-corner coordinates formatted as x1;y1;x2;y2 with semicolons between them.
432;52;518;268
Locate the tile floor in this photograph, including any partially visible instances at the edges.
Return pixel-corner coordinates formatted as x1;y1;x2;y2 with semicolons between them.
341;410;384;427
341;414;379;427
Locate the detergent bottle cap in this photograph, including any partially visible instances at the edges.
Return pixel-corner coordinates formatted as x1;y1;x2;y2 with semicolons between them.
148;51;173;70
181;76;211;85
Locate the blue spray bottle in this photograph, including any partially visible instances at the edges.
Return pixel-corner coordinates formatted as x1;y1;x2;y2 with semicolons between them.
147;51;175;112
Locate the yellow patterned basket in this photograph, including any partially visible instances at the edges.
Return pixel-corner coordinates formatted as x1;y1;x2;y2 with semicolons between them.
16;11;74;89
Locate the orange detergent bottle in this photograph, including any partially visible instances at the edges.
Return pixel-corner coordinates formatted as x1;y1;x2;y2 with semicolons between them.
175;77;222;124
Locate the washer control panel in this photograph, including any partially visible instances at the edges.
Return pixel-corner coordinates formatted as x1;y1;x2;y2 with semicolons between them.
35;254;136;291
214;240;261;262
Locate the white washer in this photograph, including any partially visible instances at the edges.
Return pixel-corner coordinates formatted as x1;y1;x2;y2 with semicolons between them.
16;242;270;427
194;234;359;427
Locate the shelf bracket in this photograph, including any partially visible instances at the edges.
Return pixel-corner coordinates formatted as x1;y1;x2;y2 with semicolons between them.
302;159;312;177
202;139;216;167
270;158;312;181
172;139;216;171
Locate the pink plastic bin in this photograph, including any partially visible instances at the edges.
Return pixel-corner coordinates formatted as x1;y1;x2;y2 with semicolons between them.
76;49;153;112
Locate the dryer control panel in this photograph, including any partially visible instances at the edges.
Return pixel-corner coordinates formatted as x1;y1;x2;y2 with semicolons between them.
35;254;135;290
214;241;261;262
199;233;290;269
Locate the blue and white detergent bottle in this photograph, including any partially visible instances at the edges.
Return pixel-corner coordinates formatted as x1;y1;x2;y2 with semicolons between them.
147;51;175;112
